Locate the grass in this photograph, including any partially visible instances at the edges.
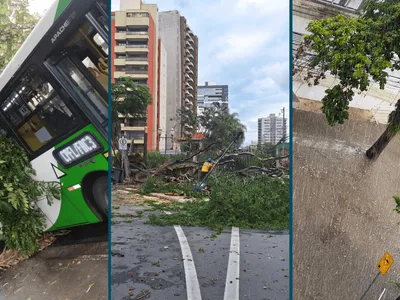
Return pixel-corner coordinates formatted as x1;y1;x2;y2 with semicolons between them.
145;172;289;233
393;195;400;213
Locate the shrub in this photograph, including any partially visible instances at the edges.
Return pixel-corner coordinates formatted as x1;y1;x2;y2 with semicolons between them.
0;137;60;254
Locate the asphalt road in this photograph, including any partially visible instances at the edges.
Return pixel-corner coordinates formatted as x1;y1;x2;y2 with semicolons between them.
111;204;289;300
0;223;108;300
293;109;400;300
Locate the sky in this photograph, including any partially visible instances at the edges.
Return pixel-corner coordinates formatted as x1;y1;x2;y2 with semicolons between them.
29;0;290;145
29;0;52;15
113;0;290;144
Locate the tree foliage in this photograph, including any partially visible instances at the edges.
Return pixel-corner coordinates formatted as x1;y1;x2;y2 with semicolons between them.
179;103;246;154
294;0;400;159
0;137;60;254
0;0;39;70
111;77;152;146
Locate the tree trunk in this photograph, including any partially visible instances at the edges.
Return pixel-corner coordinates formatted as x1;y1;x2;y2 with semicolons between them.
366;126;395;160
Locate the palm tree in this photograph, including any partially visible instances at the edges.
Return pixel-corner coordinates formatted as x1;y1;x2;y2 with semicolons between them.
199;102;246;150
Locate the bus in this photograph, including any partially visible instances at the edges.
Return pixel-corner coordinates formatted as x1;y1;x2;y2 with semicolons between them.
0;0;109;231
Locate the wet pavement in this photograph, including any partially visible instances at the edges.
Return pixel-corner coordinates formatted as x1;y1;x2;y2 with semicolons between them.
111;203;289;300
293;109;400;300
0;223;108;300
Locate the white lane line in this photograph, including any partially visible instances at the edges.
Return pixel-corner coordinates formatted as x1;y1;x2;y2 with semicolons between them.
378;288;386;300
166;211;202;300
224;227;240;300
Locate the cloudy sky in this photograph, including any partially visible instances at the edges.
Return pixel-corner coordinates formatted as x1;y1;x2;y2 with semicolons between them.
29;0;289;144
29;0;52;14
112;0;289;144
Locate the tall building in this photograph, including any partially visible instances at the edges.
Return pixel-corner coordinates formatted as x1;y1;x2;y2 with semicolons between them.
197;82;228;115
111;0;164;152
258;114;287;145
293;0;399;123
158;11;198;151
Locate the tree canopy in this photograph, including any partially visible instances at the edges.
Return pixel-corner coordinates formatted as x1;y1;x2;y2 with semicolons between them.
294;0;400;159
0;0;39;71
111;77;152;145
179;102;246;154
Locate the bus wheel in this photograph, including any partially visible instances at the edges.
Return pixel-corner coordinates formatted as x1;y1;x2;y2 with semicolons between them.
92;176;108;219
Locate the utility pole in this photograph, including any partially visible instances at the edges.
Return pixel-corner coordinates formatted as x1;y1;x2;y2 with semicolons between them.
282;107;286;141
164;133;167;155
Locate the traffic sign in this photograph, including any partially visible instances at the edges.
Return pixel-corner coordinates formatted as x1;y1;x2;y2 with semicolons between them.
377;252;394;276
118;137;128;151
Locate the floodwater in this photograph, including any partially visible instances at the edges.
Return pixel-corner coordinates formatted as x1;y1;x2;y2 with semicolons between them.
293;109;400;299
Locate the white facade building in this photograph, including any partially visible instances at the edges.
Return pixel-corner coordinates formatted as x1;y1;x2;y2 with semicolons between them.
258;114;287;144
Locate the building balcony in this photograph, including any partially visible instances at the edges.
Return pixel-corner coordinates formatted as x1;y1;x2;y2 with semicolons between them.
186;74;194;83
126;59;148;66
121;125;146;131
115;32;126;40
185;99;194;107
114;58;126;66
185;89;194;97
114;45;126;53
114;71;127;78
126;45;148;53
126;32;149;40
126;72;148;79
126;17;149;27
186;61;194;69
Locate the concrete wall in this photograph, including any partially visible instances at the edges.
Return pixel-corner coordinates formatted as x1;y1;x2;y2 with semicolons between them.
142;3;159;150
158;11;182;150
159;41;168;153
293;109;400;299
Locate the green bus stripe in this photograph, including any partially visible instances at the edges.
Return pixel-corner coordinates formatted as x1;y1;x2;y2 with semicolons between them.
54;0;72;20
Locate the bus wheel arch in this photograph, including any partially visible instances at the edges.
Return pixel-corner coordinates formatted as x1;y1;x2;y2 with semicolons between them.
81;171;108;221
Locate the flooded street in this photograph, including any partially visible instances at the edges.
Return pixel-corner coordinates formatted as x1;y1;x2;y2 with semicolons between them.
111;194;289;300
0;224;108;300
293;109;400;299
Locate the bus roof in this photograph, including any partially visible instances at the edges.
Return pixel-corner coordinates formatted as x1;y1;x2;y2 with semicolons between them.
0;0;61;92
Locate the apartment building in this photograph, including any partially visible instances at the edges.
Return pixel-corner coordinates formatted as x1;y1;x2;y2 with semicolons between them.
158;11;199;151
197;82;228;116
111;0;163;152
258;114;287;145
293;0;400;123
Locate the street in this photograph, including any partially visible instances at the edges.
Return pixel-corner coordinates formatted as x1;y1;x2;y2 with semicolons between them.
293;109;400;299
111;194;289;300
0;224;108;300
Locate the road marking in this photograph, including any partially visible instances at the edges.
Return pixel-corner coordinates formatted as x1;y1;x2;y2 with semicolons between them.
224;227;240;300
166;212;202;300
378;288;386;300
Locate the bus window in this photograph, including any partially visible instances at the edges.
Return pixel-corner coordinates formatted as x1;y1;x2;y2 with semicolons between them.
1;67;78;152
57;57;107;126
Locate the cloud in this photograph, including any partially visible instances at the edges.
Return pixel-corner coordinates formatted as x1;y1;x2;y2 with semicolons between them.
212;30;273;64
111;0;290;143
242;61;289;96
29;0;52;14
233;0;289;16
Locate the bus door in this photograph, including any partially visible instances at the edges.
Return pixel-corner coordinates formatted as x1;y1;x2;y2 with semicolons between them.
43;3;109;140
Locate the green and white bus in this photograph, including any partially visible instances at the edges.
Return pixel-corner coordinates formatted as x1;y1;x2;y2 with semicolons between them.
0;0;109;231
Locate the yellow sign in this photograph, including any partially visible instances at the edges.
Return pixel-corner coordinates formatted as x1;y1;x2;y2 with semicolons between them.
377;252;394;276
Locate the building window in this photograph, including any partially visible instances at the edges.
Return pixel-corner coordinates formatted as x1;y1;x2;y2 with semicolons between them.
126;12;149;18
